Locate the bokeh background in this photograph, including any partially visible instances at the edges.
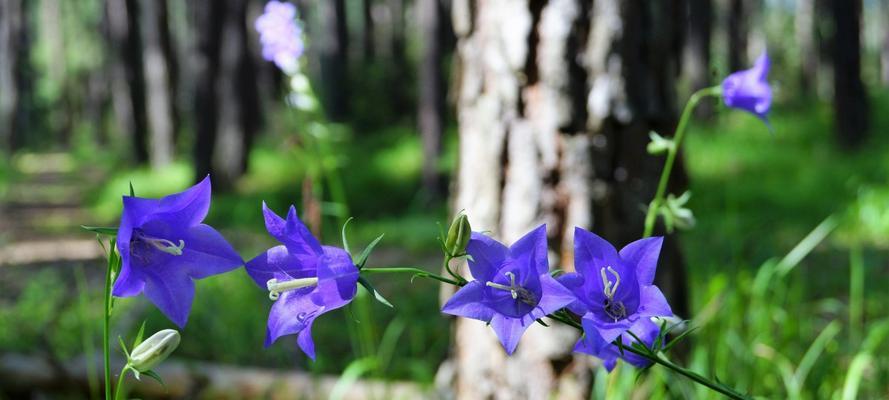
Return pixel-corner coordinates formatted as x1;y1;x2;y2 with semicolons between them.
0;0;888;398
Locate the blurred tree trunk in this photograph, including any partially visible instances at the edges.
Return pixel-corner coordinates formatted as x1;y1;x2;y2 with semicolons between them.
831;0;869;148
318;0;349;121
190;2;223;182
881;0;889;86
418;0;444;200
141;0;175;168
684;0;713;117
727;0;747;71
447;1;687;398
0;0;26;152
363;0;375;62
105;0;149;164
390;0;410;116
796;0;817;95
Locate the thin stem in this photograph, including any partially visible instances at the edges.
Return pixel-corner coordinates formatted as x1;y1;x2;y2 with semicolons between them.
103;253;112;400
849;244;864;345
442;254;467;283
361;267;464;286
113;366;128;400
642;86;722;238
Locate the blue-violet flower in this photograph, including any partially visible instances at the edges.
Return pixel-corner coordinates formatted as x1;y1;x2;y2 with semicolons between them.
245;203;359;360
112;176;243;327
255;0;304;73
557;227;673;371
722;50;772;123
441;225;576;354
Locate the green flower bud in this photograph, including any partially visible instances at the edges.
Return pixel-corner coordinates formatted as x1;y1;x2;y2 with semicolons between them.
445;213;472;256
647;131;674;155
128;329;180;372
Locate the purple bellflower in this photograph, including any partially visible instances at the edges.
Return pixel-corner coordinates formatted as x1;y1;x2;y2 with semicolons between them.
255;1;304;72
557;228;673;371
245;203;359;360
722;51;772;123
112;176;243;328
441;225;576;354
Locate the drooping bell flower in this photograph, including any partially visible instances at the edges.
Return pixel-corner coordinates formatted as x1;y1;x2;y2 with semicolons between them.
245;203;359;360
255;0;304;73
441;225;576;354
721;51;772;123
113;176;244;327
557;227;673;370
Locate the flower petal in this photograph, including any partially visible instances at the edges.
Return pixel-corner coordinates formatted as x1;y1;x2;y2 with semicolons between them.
590;317;633;344
152;176;212;227
141;270;195;328
178;224;243;279
465;232;508;282
265;286;319;347
111;263;144;297
490;314;531;355
508;224;549;276
535;274;577;315
619;236;663;286
636;285;672;318
573;227;620;293
556;272;591;315
313;246;358;309
297;320;317;360
262;203;322;257
441;281;495;322
245;245;316;288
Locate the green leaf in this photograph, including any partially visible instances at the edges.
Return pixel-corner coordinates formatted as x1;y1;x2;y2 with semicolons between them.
132;321;147;348
354;234;384;268
357;276;394;308
118;336;130;358
663;326;699;353
142;370;166;387
341;217;354;254
535;318;550;327
81;226;119;235
129;182;135;196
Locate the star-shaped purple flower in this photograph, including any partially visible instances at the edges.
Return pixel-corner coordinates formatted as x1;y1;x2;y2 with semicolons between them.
441;225;576;354
557;227;673;371
255;0;304;72
112;176;244;328
245;203;359;360
722;50;772;123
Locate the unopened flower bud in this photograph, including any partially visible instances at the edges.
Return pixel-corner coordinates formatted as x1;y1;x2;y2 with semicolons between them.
128;329;180;372
646;131;674;155
445;214;471;256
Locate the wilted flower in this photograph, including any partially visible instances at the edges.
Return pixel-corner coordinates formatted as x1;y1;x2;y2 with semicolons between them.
245;203;359;360
255;1;304;73
112;176;243;327
557;228;673;370
441;225;575;354
128;329;180;373
722;51;772;123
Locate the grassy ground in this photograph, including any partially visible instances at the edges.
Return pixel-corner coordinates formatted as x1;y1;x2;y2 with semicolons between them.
2;92;889;398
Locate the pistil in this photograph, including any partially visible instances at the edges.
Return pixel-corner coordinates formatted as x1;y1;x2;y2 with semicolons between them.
486;271;537;306
600;266;627;322
267;277;319;300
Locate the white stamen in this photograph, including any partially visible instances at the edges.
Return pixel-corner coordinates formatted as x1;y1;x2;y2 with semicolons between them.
142;236;185;256
486;271;519;299
600;266;621;299
266;277;319;301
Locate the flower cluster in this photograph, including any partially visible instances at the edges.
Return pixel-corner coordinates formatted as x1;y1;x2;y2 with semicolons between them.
443;225;674;369
255;0;304;73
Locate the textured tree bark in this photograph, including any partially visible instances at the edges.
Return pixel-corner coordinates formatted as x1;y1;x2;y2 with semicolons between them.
831;0;869;148
726;0;747;71
140;0;175;169
0;0;24;152
318;0;350;121
418;0;445;200
190;1;223;182
684;0;713;117
448;1;686;398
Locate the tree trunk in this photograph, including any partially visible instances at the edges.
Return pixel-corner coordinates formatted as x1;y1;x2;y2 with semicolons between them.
727;0;747;71
684;0;713;117
796;0;818;94
0;0;24;152
363;0;375;62
831;0;869;148
318;0;349;121
448;1;686;398
418;0;445;200
881;0;889;86
190;1;223;182
105;0;149;164
141;0;175;169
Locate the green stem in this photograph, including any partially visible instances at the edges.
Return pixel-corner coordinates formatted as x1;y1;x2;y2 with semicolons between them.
113;366;128;400
849;244;864;345
360;267;464;286
103;253;112;400
642;86;722;238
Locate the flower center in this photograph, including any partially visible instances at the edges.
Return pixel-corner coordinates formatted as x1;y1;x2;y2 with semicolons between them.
600;266;627;322
266;277;318;300
133;231;186;256
486;271;537;306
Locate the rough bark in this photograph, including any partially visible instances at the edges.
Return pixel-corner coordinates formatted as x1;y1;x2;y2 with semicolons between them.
448;1;686;398
684;0;713;116
105;0;149;163
190;1;223;182
831;0;869;148
0;0;25;152
141;0;176;168
418;0;445;200
318;0;350;121
727;0;747;71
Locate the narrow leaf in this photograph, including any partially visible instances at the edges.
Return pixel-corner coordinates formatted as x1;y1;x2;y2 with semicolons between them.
341;217;354;254
133;321;147;348
129;182;135;196
357;276;394;308
118;336;130;358
663;326;699;353
142;370;166;387
355;234;385;268
81;226;119;235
